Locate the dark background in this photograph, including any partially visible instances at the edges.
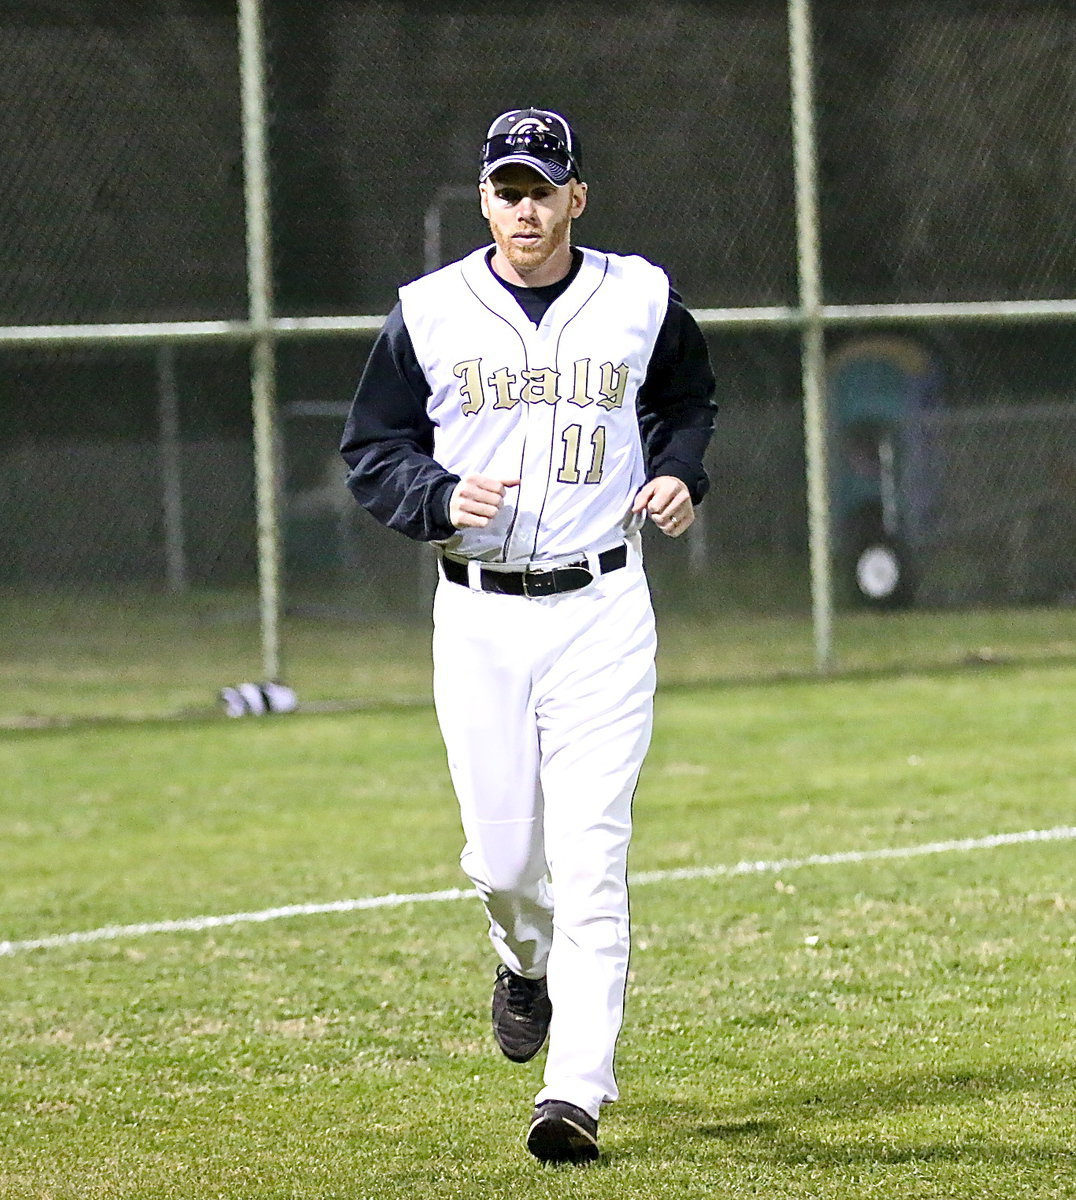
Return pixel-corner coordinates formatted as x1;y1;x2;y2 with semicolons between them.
0;0;1073;600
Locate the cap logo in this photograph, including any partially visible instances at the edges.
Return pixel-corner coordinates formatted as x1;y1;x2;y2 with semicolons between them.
509;117;552;137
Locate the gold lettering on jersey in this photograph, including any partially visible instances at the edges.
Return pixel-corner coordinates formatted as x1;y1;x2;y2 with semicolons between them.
487;366;520;410
596;362;629;411
557;424;583;483
585;424;607;483
521;368;558;405
564;358;592;407
451;357;630;414
454;358;485;415
558;423;608;485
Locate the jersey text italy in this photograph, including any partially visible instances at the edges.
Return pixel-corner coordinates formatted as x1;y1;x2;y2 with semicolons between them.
400;246;669;563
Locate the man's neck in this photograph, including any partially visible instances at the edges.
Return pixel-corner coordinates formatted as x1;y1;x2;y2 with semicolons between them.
485;248;583;326
489;243;574;289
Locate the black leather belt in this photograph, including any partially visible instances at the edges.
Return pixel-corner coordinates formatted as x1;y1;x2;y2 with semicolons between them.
440;544;627;598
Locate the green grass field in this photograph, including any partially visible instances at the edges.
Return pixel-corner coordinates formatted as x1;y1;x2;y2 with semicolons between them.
1;652;1074;1198
2;582;1074;724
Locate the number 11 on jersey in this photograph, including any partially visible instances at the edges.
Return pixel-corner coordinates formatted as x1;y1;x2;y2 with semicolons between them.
557;423;606;485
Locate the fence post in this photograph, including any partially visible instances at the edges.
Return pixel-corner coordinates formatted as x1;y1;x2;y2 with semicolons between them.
156;344;188;593
788;0;834;671
238;0;284;682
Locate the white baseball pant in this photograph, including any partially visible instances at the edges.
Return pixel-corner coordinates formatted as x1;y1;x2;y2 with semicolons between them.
432;540;656;1120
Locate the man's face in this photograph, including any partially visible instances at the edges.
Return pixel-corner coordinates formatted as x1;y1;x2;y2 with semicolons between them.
480;164;587;281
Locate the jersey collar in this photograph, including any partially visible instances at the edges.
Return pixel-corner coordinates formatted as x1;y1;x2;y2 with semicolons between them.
460;245;607;336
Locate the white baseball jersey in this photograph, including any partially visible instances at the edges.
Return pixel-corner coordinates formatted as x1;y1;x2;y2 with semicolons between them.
399;246;670;564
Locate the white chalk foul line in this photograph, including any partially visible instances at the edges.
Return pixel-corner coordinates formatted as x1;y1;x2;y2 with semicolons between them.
2;825;1074;958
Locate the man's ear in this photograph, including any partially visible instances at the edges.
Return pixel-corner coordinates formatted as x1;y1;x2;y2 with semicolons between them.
570;181;588;218
479;183;491;220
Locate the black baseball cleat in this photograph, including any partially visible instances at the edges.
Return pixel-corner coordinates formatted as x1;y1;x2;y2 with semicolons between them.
526;1099;600;1164
491;964;552;1063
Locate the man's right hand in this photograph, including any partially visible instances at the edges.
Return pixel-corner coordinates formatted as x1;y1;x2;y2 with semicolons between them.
449;474;521;529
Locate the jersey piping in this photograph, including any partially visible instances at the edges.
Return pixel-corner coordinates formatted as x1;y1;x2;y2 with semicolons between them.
460;266;532;559
527;253;611;560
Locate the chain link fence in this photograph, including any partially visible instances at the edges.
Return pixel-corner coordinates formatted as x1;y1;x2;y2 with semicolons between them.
1;0;1073;722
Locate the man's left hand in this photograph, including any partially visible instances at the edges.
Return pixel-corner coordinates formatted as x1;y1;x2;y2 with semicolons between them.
632;476;694;538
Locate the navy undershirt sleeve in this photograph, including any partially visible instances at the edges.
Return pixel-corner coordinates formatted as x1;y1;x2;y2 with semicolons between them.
636;289;718;504
339;303;459;542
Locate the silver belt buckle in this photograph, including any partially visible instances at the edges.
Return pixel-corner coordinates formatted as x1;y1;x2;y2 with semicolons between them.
522;563;594;597
522;565;558;598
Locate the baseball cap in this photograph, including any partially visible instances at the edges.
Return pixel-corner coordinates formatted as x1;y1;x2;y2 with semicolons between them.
479;108;583;187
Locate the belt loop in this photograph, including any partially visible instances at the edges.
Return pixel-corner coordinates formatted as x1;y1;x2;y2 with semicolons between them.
466;559;482;591
584;550;601;576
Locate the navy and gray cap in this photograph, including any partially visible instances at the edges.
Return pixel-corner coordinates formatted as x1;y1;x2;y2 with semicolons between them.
479;108;583;187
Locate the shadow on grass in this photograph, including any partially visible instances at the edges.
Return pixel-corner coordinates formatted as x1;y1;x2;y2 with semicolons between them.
751;1061;1072;1120
763;1140;1073;1168
611;1063;1073;1168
